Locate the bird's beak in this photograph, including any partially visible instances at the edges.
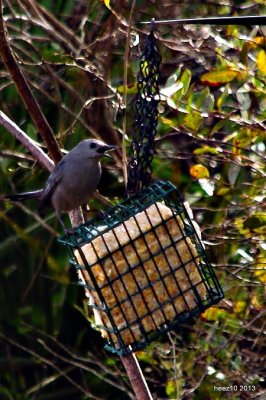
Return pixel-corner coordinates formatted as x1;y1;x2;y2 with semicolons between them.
98;144;117;154
103;144;117;153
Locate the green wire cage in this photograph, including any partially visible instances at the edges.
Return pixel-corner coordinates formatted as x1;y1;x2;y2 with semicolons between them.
59;180;223;356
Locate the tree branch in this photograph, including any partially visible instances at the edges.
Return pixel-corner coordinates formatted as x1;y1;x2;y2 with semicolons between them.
0;0;62;163
122;353;153;400
0;110;54;172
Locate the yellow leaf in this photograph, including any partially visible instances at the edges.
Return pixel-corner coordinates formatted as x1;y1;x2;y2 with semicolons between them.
201;69;239;86
190;164;210;179
254;258;266;283
201;307;227;322
102;0;111;9
217;187;231;196
237;70;248;81
117;82;138;94
254;36;265;45
226;25;239;37
257;49;266;75
254;271;266;284
248;36;265;49
160;116;173;125
251;294;265;311
233;301;247;314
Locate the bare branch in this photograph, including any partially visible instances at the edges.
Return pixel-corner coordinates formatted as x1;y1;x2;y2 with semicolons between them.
0;110;54;172
122;353;153;400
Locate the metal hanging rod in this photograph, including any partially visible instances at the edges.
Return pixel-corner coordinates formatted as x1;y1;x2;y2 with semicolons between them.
141;15;266;26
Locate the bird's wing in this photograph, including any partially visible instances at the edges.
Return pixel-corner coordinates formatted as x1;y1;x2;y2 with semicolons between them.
39;160;65;210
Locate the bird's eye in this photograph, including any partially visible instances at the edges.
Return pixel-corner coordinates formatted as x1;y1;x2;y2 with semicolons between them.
90;142;97;149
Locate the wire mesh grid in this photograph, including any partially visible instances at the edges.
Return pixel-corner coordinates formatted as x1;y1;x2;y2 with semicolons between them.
59;181;223;355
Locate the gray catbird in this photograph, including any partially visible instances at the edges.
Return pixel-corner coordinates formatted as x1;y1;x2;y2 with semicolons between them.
4;139;116;231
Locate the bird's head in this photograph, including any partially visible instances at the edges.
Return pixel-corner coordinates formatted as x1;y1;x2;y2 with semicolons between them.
79;139;117;159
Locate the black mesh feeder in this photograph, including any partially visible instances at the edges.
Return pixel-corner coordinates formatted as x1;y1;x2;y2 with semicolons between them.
59;26;223;356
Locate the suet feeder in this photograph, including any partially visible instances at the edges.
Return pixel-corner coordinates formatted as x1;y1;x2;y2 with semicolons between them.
59;24;223;356
59;181;223;355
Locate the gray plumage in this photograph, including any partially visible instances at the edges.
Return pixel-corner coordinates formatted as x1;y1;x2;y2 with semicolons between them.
4;139;116;230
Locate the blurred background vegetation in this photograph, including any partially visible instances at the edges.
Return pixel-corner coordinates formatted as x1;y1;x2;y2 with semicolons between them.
0;0;265;399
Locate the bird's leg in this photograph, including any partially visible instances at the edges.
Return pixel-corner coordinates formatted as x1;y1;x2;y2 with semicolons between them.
56;211;73;235
82;203;89;212
81;203;100;221
82;203;90;220
58;215;68;234
82;203;108;221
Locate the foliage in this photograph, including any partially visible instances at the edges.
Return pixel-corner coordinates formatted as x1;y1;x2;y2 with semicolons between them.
0;0;265;399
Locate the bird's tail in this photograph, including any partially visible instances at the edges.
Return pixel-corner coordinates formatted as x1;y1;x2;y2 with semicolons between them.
2;189;43;202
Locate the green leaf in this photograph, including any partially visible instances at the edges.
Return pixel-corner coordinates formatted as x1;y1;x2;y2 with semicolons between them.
164;67;182;87
236;90;251;111
161;81;183;98
183;111;202;131
228;163;241;186
187;87;215;112
179;69;192;95
193;146;220;155
166;379;177;398
232;127;259;150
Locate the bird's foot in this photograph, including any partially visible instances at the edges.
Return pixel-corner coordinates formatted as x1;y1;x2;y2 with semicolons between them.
64;227;76;236
98;210;109;220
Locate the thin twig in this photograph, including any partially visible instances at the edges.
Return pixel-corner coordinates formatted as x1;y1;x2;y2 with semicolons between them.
37;338;132;396
141;15;266;26
34;1;81;50
168;332;180;399
21;229;55;303
0;332;99;398
15;202;57;237
0;148;35;162
17;0;80;55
